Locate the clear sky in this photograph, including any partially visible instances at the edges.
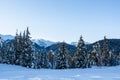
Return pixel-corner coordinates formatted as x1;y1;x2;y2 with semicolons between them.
0;0;120;43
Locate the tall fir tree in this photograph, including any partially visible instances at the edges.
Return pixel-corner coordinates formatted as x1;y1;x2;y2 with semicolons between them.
14;30;23;65
40;49;49;68
48;50;55;69
91;42;102;66
31;51;38;69
0;37;3;63
56;42;69;69
1;41;7;63
108;49;118;66
74;36;89;68
37;51;42;68
102;36;110;66
22;27;33;68
18;32;24;66
0;37;5;63
118;53;120;64
7;43;15;64
67;54;73;68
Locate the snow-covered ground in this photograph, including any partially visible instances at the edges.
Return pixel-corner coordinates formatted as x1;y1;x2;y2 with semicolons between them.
0;64;120;80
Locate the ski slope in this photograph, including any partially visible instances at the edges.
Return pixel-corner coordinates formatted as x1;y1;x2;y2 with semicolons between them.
0;64;120;80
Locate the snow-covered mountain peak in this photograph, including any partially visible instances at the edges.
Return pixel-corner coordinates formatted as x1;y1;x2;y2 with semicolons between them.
0;34;14;40
0;34;55;47
0;34;91;47
32;39;55;47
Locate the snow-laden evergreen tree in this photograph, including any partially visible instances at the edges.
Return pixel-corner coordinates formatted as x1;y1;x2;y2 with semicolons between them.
108;49;118;66
108;50;114;66
56;42;69;69
7;43;15;64
1;41;7;63
67;54;73;68
74;36;89;68
31;52;40;69
31;44;37;69
22;27;33;68
20;30;26;66
40;49;45;68
40;49;49;68
0;37;2;63
118;53;120;65
44;50;49;68
0;37;5;63
48;50;55;69
18;32;24;66
14;30;21;65
91;42;102;66
72;56;77;68
37;51;42;68
102;36;110;66
31;44;41;69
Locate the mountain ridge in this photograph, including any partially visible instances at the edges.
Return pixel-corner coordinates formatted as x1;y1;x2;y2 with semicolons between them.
0;34;91;47
1;34;120;55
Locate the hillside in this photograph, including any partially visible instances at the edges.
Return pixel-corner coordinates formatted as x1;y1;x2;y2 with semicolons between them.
3;38;120;56
46;39;120;56
87;39;120;54
46;42;76;56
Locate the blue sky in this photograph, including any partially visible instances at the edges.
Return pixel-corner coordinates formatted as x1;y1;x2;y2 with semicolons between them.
0;0;120;43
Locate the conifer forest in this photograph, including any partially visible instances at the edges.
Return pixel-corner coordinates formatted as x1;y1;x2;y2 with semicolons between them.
0;27;120;69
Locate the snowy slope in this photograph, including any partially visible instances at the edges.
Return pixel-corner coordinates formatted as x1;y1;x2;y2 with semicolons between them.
0;64;120;80
0;34;14;40
32;39;55;47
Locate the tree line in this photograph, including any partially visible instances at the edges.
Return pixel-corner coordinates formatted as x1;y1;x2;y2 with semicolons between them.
0;28;120;69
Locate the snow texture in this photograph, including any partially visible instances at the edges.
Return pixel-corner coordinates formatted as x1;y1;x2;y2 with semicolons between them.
0;34;14;40
32;39;55;47
0;64;120;80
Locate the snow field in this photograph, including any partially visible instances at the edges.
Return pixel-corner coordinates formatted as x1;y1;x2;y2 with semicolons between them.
0;64;120;80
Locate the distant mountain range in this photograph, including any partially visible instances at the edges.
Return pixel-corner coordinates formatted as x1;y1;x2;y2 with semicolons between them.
47;39;120;56
0;34;14;40
0;34;55;47
32;39;55;47
1;34;120;55
0;34;89;47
